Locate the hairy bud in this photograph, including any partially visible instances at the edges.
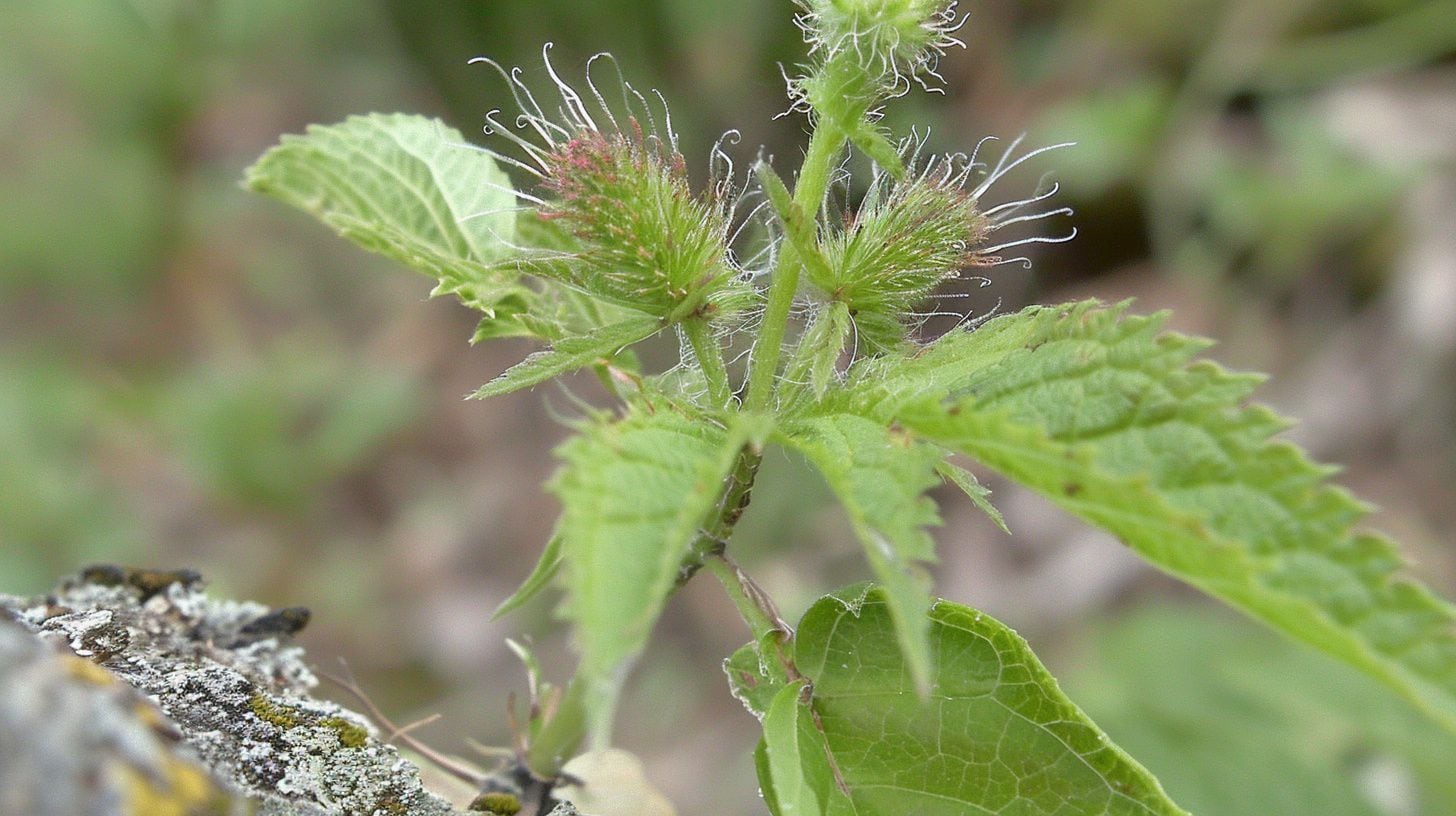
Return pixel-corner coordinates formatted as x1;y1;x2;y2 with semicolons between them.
795;0;964;92
473;47;753;322
814;179;985;314
539;127;742;320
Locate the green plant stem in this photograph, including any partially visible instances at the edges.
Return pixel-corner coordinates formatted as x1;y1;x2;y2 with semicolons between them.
743;123;846;411
683;316;731;408
676;441;762;585
704;556;781;643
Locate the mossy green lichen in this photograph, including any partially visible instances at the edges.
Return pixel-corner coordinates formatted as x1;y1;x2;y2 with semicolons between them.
249;693;368;749
469;791;523;814
319;716;368;749
247;694;303;730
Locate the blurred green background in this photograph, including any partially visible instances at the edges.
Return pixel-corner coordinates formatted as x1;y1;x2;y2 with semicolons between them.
3;1;1455;813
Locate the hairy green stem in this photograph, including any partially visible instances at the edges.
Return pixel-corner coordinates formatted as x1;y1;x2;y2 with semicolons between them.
683;317;732;408
676;441;762;585
743;123;847;411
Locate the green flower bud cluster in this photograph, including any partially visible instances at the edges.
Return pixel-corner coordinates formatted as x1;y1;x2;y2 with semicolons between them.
814;174;986;312
794;0;963;95
476;49;754;325
539;126;746;321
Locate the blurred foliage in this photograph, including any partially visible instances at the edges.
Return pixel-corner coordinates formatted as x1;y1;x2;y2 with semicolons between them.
2;1;1453;813
160;336;418;513
379;0;807;163
1033;0;1456;305
1061;603;1456;815
0;359;147;591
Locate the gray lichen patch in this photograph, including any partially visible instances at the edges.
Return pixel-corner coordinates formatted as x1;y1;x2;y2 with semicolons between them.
0;568;592;816
0;615;235;815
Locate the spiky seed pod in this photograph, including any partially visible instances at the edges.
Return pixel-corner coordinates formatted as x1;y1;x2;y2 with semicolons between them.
538;127;743;320
814;177;987;317
805;138;1077;354
471;48;754;323
794;0;964;93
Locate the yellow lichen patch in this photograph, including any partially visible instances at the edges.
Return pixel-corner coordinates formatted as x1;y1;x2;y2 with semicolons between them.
250;693;370;749
64;654;121;686
319;716;369;749
469;791;523;814
247;693;303;730
133;699;174;733
118;756;233;816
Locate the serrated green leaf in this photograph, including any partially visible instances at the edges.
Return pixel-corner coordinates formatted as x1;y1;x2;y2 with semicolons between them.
875;300;1456;734
777;415;941;695
245;113;531;318
492;532;564;620
739;584;1190;815
551;408;748;743
470;315;662;399
470;297;537;343
935;459;1009;534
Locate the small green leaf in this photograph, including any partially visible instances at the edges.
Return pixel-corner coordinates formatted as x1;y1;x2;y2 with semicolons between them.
725;631;794;718
754;739;784;816
846;119;905;178
739;585;1190;815
875;300;1456;734
551;408;747;743
935;459;1009;534
471;315;662;399
754;161;839;290
492;532;565;620
784;302;852;402
245;113;530;317
761;680;833;816
778;415;941;695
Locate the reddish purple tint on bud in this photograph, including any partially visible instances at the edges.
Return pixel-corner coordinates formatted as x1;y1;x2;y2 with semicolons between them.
474;49;751;322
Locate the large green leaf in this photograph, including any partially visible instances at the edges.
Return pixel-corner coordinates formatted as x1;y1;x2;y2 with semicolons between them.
777;415;941;694
551;407;746;742
732;584;1189;815
245;113;528;317
865;300;1456;733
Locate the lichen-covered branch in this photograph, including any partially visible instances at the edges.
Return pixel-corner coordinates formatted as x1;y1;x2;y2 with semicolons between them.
0;568;581;816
